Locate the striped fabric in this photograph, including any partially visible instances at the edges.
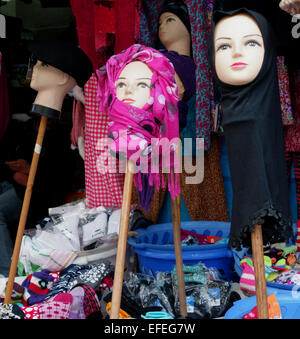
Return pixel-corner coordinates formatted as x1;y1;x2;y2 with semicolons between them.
239;262;256;294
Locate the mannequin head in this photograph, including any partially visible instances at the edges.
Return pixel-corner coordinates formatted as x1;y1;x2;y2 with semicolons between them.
158;12;190;51
28;40;93;114
214;13;265;86
116;61;153;108
158;1;191;56
30;60;77;111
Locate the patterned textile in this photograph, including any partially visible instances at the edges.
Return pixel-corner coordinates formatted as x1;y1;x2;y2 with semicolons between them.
277;56;293;126
44;263;113;301
39;298;72;319
82;285;101;317
138;0;212;150
133;135;229;223
84;73;124;208
284;68;300;152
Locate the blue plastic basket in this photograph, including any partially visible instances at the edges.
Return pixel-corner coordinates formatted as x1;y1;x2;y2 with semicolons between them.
224;293;300;319
128;221;235;281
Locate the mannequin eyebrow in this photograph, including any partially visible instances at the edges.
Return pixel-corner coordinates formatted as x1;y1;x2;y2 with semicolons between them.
216;34;262;41
117;77;151;81
243;34;262;38
215;37;231;41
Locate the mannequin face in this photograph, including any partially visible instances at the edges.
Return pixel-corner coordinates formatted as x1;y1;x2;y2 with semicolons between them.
158;12;190;47
214;14;265;86
30;60;69;91
116;61;153;108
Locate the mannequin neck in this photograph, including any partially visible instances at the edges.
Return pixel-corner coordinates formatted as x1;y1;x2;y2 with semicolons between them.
164;37;191;57
33;88;69;112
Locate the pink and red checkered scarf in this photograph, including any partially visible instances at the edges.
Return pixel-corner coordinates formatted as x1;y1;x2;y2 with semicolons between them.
96;44;180;209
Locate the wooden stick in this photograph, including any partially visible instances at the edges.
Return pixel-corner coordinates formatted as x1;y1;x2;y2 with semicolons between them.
110;159;135;319
251;223;269;319
4;115;48;304
171;193;187;317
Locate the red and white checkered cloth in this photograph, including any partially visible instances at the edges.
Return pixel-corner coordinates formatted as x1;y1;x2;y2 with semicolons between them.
84;73;124;208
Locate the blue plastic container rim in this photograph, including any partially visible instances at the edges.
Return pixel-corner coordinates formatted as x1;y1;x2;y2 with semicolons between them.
133;247;234;260
128;221;232;252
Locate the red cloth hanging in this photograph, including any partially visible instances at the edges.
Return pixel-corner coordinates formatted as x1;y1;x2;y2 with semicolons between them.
114;0;140;53
70;0;98;70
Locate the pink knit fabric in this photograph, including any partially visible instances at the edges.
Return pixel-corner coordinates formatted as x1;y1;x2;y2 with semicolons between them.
240;262;256;294
84;73;124;208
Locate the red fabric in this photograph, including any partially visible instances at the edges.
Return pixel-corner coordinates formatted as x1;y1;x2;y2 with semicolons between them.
115;0;140;53
70;0;98;70
0;56;10;141
94;0;116;49
84;73;124;208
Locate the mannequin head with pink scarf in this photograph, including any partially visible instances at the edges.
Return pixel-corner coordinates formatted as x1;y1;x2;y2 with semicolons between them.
97;44;181;210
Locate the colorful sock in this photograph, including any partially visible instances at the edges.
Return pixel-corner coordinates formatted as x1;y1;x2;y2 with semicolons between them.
69;286;86;319
39;293;73;319
82;285;101;317
0;282;25;303
0;303;25;319
21;305;40;319
240;262;256;294
22;270;56;306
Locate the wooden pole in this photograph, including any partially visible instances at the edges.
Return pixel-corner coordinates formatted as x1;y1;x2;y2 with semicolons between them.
251;223;269;319
171;193;187;317
110;159;135;319
4;115;48;304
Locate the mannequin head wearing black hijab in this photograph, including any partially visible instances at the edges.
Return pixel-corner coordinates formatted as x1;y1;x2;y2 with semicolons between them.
209;9;293;249
209;8;277;119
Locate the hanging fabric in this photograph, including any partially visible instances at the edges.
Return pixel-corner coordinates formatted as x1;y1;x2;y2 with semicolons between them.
138;0;212;150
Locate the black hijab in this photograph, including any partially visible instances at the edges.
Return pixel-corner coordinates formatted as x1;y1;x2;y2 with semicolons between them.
209;8;293;250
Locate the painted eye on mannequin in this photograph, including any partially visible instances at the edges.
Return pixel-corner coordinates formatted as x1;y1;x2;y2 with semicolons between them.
116;81;126;89
246;39;262;47
137;82;150;89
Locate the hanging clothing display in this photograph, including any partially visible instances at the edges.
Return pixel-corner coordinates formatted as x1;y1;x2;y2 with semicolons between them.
0;52;10;142
209;8;293;249
70;0;140;208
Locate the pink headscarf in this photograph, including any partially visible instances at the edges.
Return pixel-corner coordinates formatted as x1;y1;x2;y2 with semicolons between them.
96;44;180;209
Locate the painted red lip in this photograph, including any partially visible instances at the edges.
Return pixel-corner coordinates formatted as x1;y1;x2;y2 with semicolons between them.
122;98;135;103
231;62;248;68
